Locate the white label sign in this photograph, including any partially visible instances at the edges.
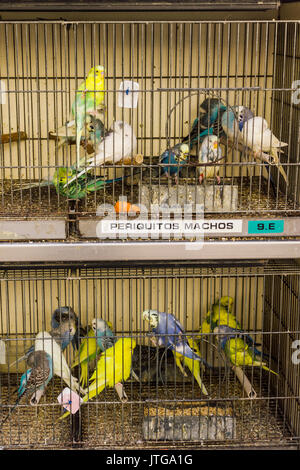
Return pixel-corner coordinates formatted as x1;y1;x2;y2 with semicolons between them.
118;81;139;108
0;81;6;105
97;219;243;239
0;339;6;364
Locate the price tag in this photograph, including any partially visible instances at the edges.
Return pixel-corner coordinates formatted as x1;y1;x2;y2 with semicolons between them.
248;220;284;234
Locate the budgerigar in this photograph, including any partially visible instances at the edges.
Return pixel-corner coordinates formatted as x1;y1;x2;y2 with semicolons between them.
239;116;288;182
72;65;106;167
60;337;136;420
9;307;78;368
142;310;208;366
55;112;106;150
182;97;227;151
72;318;115;387
200;296;239;334
214;326;278;375
1;351;53;425
221;105;254;140
160;143;189;184
51;306;82;351
34;331;84;394
198;135;223;184
222;107;287;182
175;336;208;395
64;121;136;187
214;324;264;357
50;320;77;352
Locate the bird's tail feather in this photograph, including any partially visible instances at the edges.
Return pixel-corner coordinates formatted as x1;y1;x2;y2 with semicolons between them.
80;362;89;387
194;372;208;395
253;361;279;376
261;364;279;376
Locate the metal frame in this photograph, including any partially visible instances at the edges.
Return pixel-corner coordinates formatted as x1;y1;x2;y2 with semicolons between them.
0;1;280;12
0;239;300;262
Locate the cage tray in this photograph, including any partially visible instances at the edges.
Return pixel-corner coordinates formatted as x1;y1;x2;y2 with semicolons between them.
143;404;235;441
0;219;67;240
140;184;238;212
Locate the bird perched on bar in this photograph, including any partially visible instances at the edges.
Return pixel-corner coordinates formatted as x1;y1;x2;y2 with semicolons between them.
182;97;227;151
199;296;240;334
160;143;190;184
9;307;78;368
221;105;254;139
221;107;288;182
142;309;209;367
64;120;137;188
50;306;80;351
34;331;84;394
198;135;223;184
71;318;115;387
212;324;265;358
174;336;208;395
72;65;106;167
54;112;106;151
1;351;53;426
59;337;136;420
214;325;278;375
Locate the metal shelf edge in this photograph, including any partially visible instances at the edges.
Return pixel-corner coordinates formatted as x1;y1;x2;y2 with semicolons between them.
0;240;299;262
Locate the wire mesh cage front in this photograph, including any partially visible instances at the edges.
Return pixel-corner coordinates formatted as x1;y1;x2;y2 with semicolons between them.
0;20;299;241
0;261;299;449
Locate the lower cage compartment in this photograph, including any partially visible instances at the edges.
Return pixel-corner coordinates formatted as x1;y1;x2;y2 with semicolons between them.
0;261;299;449
0;373;298;449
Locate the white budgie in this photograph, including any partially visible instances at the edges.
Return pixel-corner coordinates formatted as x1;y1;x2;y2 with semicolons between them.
64;120;136;187
198;135;222;184
34;331;85;395
241;116;288;181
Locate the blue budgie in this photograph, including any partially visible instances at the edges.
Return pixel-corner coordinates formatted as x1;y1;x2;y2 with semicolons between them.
160;143;190;184
142;309;209;366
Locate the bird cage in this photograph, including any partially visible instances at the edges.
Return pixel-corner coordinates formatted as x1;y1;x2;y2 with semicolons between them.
0;261;299;449
0;20;299;244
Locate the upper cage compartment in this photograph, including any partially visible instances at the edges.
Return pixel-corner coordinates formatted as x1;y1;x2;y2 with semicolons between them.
0;20;299;242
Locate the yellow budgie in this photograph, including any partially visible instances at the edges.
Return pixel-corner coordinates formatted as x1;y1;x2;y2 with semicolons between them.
223;336;278;376
199;296;240;334
72;65;105;167
60;337;136;420
175;336;208;395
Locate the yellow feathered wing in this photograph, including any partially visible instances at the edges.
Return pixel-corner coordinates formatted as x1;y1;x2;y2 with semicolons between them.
60;337;136;420
71;327;99;387
175;337;208;395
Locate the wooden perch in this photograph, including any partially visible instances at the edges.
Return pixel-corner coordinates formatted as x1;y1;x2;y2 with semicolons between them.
117;154;143;166
1;131;27;144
